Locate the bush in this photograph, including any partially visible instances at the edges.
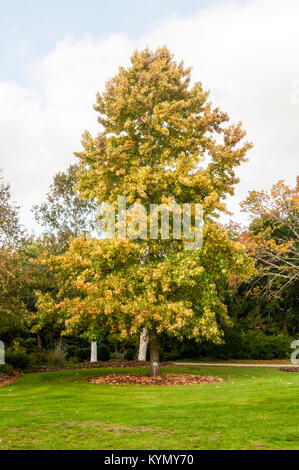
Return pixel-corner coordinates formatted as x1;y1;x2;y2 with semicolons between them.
195;330;292;360
110;350;125;360
5;350;30;370
123;348;136;361
0;364;14;375
160;351;181;361
43;352;66;366
5;349;68;369
23;338;39;354
242;331;291;360
97;343;110;361
29;351;66;367
29;350;50;366
67;356;80;364
66;342;111;362
159;330;293;361
66;346;90;362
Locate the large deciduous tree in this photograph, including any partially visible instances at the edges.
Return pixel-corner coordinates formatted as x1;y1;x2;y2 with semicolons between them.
38;47;254;375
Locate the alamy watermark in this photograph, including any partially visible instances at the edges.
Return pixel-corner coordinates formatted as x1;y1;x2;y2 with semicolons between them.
290;340;299;365
290;80;299;104
97;196;204;250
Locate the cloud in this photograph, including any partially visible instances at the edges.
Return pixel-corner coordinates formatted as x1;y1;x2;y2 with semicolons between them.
139;0;299;221
0;0;298;230
0;34;134;231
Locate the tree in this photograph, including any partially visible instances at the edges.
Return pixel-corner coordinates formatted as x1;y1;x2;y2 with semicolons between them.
20;238;61;349
33;164;97;250
240;177;299;298
38;47;254;375
0;170;23;247
0;171;26;336
0;248;26;336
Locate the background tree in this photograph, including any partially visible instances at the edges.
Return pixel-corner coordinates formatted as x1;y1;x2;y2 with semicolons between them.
31;165;97;354
33;164;97;251
20;238;60;349
0;170;23;246
218;178;299;344
0;171;26;338
240;177;299;297
0;248;26;337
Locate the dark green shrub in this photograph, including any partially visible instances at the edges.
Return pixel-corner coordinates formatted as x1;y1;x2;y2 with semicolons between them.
123;348;137;361
97;343;110;361
44;352;66;366
29;350;50;366
160;351;181;361
65;345;77;358
76;347;90;362
66;342;111;362
66;346;90;362
23;338;39;353
242;332;291;360
160;330;293;361
179;342;198;359
5;351;30;370
195;331;292;360
67;356;80;364
0;364;14;375
27;350;66;367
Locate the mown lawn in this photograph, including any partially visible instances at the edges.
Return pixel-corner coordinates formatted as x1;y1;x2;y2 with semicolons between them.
0;365;298;450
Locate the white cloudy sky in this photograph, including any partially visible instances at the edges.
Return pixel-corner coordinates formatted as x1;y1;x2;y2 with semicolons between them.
0;0;298;232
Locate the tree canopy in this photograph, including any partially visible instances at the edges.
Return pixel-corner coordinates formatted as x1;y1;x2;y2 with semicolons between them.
35;47;254;375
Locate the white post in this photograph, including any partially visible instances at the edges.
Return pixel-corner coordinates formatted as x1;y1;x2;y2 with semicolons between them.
0;341;4;364
90;341;97;363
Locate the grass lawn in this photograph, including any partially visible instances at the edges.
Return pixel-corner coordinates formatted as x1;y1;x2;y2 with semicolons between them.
175;359;295;364
0;365;298;450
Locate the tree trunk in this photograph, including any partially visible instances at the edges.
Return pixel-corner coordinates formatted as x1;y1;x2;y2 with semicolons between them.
37;333;42;349
138;328;149;361
57;336;66;359
90;341;97;363
149;336;161;377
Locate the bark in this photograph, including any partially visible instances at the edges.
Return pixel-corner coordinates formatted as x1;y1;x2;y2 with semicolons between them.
138;328;149;361
57;336;66;359
59;336;66;350
90;341;97;363
37;333;42;349
149;336;161;377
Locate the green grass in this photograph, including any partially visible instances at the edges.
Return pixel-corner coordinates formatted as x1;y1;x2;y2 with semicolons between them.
0;365;298;450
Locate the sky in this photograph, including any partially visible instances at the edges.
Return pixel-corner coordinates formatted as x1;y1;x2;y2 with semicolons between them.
0;0;298;233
